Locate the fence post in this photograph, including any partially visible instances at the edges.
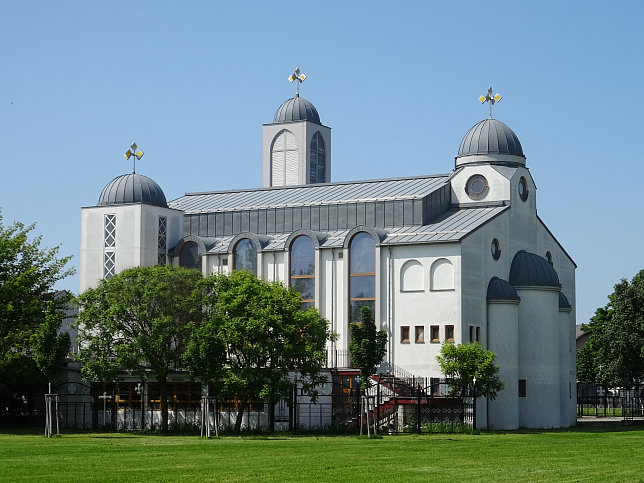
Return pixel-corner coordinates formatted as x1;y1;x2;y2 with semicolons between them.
416;382;421;435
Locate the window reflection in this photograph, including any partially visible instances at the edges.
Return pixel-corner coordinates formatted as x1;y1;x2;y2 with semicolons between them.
310;132;326;184
349;232;375;324
290;235;315;309
234;239;257;275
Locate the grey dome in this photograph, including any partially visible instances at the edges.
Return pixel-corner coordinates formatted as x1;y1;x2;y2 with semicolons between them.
274;96;321;124
487;276;520;302
559;292;572;310
98;173;167;208
457;119;525;159
509;250;560;288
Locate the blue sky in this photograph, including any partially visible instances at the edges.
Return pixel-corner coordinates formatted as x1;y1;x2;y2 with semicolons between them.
1;1;642;326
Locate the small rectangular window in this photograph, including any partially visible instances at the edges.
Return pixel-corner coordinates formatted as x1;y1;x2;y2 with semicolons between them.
430;325;440;342
415;326;424;343
476;326;480;342
445;325;455;342
469;325;474;342
519;379;527;398
401;326;410;343
470;325;481;342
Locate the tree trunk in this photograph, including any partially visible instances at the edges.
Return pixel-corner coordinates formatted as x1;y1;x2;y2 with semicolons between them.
234;399;247;433
159;377;169;433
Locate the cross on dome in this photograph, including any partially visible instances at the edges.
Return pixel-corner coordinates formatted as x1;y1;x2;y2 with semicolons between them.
288;68;307;97
479;86;502;119
124;142;144;173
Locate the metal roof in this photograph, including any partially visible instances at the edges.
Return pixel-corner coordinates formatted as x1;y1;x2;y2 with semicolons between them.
509;250;560;288
457;118;524;158
169;175;450;214
98;173;168;208
487;276;520;302
273;96;321;124
200;205;507;253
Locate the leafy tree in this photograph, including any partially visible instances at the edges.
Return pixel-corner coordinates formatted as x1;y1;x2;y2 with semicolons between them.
0;212;74;413
30;300;71;389
75;265;203;432
581;270;644;390
348;306;387;389
436;341;503;399
190;270;332;433
576;335;599;384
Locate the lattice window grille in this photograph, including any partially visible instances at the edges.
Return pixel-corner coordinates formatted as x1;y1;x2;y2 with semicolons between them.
103;214;116;279
158;216;167;265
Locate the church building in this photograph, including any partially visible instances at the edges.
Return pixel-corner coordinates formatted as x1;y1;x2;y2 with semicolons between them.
80;80;577;430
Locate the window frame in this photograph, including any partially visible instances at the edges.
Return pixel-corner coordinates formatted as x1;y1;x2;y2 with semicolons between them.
445;325;455;342
289;235;315;309
430;325;440;343
400;326;410;344
415;326;425;343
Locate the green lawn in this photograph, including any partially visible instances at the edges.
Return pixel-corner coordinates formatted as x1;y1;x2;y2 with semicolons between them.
1;427;643;482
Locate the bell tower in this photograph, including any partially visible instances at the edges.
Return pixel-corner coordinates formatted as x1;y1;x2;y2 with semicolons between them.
262;69;331;187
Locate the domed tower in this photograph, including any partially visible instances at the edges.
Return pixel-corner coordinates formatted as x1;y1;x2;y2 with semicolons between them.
79;145;184;293
262;69;331;187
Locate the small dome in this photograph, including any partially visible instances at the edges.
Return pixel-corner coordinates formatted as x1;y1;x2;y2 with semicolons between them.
274;96;321;124
559;292;572;310
456;119;525;166
487;276;520;302
98;173;167;208
509;250;560;288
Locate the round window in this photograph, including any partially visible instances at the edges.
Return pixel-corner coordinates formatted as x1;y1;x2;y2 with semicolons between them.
465;174;489;201
518;176;529;202
491;238;501;260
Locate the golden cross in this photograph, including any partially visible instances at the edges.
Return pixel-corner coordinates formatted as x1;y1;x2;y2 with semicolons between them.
288;68;307;97
479;86;502;119
124;142;144;173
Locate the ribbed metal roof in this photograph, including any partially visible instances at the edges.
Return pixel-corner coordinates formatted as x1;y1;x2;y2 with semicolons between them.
457;119;524;158
198;205;506;253
487;276;520;302
509;250;560;288
274;96;321;124
169;175;449;214
98;173;168;208
559;292;572;310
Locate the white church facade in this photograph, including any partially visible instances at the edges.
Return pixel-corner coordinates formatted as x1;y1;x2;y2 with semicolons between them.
80;86;577;430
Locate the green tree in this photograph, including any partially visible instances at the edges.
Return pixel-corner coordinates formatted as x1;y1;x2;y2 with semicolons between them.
30;300;71;388
348;306;387;389
0;212;74;413
75;265;203;432
576;335;599;384
436;341;503;399
581;270;644;390
190;270;332;433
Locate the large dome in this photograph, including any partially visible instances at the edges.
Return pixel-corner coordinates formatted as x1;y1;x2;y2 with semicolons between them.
98;173;167;208
509;250;560;288
456;118;525;166
274;95;321;124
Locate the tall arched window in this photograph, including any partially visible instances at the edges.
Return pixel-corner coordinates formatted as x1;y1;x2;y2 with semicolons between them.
271;130;298;186
309;132;326;184
180;241;201;270
349;232;375;324
234;238;257;275
290;235;315;309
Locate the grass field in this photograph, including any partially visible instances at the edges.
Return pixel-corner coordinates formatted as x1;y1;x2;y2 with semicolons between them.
2;426;643;482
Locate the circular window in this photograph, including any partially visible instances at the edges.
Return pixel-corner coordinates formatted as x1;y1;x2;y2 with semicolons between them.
491;238;501;260
465;174;489;200
518;176;529;202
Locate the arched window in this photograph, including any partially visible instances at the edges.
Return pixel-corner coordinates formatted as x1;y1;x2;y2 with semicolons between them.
309;132;326;184
180;241;201;270
271;130;298;186
349;232;375;324
290;235;315;309
234;238;257;275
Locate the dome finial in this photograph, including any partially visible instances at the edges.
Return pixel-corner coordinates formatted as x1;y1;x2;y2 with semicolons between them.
478;86;502;119
124;142;144;174
288;67;307;97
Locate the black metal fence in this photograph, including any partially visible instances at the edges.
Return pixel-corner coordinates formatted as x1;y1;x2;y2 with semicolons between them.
44;376;473;433
577;383;644;420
